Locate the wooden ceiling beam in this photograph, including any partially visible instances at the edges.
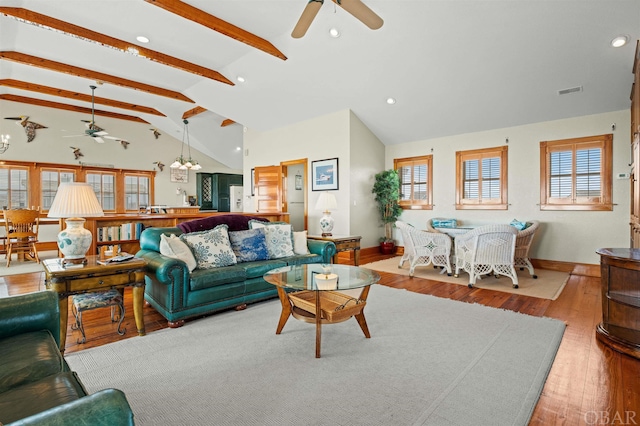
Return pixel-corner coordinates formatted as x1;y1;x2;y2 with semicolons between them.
182;106;207;120
0;79;166;116
220;119;236;127
144;0;287;61
0;94;149;123
0;51;194;103
0;7;234;85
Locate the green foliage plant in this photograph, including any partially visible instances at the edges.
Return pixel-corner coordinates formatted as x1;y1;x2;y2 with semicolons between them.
372;169;403;242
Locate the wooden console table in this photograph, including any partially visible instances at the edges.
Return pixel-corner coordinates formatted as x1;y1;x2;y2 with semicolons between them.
595;248;640;359
307;235;361;265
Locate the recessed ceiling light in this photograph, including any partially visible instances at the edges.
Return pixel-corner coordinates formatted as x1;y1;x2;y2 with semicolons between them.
611;35;628;48
386;97;396;105
236;76;246;83
136;36;150;43
329;28;340;38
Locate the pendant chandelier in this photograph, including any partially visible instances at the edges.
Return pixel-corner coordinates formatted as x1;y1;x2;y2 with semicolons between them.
170;119;202;170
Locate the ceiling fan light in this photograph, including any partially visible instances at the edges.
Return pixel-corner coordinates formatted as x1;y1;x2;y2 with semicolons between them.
611;35;628;48
178;164;188;170
184;161;193;168
170;160;182;168
192;163;202;171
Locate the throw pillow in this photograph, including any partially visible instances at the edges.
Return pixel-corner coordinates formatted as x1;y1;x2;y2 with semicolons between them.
179;225;237;269
249;221;295;259
159;233;197;272
228;228;269;262
293;230;310;255
510;219;529;231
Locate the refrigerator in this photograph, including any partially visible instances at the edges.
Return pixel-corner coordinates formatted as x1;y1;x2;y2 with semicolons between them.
229;185;243;212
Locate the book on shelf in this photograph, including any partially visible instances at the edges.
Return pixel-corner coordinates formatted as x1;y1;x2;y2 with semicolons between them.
96;222;146;242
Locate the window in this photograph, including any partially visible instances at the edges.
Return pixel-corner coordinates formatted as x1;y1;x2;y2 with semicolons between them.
41;168;75;211
0;165;29;209
394;155;433;209
540;134;613;211
456;146;508;210
86;172;116;212
124;174;150;211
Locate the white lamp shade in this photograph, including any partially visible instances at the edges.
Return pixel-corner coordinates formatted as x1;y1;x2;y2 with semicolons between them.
47;182;105;219
315;191;337;211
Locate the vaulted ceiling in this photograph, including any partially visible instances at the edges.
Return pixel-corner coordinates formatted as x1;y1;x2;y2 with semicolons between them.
1;0;639;170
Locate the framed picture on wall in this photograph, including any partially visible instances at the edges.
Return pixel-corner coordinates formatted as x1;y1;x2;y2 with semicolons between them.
311;158;339;191
170;168;188;183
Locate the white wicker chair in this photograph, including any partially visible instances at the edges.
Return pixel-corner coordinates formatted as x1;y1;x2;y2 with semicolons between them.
454;224;519;288
514;220;540;279
396;221;452;277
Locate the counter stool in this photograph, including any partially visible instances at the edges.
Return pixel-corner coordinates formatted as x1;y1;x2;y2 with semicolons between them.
71;290;126;344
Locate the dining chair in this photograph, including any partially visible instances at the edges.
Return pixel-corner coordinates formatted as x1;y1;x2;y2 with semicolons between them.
3;208;40;267
454;224;518;288
514;220;540;279
396;221;452;277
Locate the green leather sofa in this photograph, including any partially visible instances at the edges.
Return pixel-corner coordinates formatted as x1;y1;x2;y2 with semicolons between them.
0;291;135;426
136;214;336;327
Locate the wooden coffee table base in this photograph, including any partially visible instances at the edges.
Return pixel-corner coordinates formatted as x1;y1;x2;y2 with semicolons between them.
274;286;371;358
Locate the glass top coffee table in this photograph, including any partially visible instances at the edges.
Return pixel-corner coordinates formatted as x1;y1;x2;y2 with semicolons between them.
264;264;380;358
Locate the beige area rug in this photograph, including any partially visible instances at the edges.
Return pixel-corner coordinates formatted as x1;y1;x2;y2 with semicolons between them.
0;250;58;277
362;256;569;300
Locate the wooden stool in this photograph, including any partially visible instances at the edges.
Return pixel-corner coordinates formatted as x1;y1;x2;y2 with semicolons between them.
71;290;126;343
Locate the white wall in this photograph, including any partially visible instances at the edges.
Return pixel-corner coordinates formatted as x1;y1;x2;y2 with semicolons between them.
387;110;630;265
349;111;386;248
243;109;352;236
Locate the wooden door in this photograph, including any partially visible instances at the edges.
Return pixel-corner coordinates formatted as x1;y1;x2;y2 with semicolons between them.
254;165;282;213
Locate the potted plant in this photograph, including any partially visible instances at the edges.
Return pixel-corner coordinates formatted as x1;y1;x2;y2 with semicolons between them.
372;169;403;254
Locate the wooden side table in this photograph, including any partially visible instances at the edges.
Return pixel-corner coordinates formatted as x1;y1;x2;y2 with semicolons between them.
42;255;147;353
307;235;361;265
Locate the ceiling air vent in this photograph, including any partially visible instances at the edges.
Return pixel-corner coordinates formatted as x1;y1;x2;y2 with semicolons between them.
557;86;583;95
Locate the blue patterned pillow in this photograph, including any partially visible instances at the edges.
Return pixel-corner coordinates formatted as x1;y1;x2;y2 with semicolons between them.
248;221;295;259
179;224;237;269
432;219;457;228
228;228;269;262
510;219;529;230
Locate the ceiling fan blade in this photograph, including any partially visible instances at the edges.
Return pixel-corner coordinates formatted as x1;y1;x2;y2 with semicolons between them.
93;136;105;143
63;134;85;138
333;0;383;30
292;0;323;38
93;131;108;136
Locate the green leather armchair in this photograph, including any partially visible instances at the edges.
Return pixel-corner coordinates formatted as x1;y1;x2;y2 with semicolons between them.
0;292;135;425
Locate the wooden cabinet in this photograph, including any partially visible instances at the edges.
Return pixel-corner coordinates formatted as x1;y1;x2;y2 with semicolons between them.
596;248;640;359
196;173;243;211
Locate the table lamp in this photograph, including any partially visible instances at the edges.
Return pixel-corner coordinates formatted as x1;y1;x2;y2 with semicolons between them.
47;182;104;264
315;191;337;236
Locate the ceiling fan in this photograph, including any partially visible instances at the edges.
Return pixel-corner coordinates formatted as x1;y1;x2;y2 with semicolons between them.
292;0;383;38
65;85;127;144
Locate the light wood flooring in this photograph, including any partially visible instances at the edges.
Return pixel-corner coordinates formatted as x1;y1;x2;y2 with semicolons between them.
2;253;639;425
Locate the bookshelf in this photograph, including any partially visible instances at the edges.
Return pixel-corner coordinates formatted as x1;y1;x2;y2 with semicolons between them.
84;212;289;255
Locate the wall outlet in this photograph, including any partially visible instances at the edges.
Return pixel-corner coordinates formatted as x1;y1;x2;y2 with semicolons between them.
617;172;631;179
